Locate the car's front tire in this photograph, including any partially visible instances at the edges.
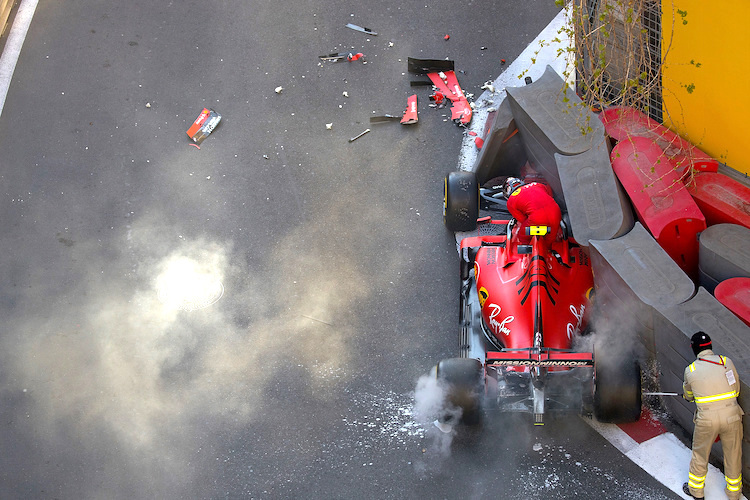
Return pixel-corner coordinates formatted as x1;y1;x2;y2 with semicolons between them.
444;171;479;232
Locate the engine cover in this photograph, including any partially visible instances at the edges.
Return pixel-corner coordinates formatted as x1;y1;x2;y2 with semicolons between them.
474;240;593;351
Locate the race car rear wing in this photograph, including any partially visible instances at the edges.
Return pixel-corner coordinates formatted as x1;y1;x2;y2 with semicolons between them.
486;350;594;368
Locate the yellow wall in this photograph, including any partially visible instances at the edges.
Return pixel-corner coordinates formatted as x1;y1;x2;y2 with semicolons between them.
661;0;750;174
0;0;14;37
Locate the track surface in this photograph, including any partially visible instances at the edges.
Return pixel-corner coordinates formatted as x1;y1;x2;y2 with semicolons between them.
0;2;678;498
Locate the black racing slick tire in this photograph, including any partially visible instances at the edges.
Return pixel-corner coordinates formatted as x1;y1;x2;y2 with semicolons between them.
444;171;479;232
593;352;642;424
435;358;484;426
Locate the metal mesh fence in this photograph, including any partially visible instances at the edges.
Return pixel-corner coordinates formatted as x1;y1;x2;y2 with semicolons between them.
574;0;663;122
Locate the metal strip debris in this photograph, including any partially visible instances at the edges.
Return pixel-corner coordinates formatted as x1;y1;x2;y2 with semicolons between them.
345;23;377;36
348;128;370;142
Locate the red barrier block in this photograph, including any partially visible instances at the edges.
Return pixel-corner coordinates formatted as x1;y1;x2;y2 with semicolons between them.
715;277;750;327
600;106;718;178
686;172;750;229
611;137;706;278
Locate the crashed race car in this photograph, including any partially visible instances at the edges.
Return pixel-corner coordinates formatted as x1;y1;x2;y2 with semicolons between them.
434;171;642;428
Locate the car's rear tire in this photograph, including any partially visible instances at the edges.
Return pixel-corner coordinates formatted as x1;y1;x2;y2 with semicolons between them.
593;350;642;423
444;171;479;232
435;357;484;426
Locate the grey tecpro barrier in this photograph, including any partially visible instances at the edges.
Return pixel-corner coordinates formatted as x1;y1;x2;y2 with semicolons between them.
471;98;527;185
589;223;696;359
653;287;750;474
471;66;633;246
555;138;634;245
505;65;606;208
699;223;750;293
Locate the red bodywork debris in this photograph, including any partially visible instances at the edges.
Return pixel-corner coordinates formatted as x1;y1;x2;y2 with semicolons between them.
320;52;366;63
444;34;450;40
501;59;506;64
429;91;445;105
187;108;221;144
475;137;484;149
401;94;418;124
426;70;472;125
468;131;477;136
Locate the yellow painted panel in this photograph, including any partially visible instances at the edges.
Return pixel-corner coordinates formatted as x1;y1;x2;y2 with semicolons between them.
0;0;13;37
662;0;750;174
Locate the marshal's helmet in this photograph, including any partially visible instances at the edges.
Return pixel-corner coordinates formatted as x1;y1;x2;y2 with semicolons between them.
504;177;523;198
690;331;712;356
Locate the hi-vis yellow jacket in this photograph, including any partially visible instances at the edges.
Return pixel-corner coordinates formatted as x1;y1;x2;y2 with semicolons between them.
683;349;740;408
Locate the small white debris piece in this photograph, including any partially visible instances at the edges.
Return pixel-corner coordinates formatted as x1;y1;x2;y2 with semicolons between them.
434;420;452;434
145;102;151;108
342;91;349;98
263;154;269;159
275;86;284;94
481;81;495;93
325;123;333;130
388;41;394;47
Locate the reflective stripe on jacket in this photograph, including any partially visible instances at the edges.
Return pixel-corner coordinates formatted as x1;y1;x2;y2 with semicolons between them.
683;350;740;409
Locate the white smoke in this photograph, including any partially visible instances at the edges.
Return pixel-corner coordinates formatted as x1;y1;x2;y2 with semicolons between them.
412;373;463;466
0;211;374;492
413;373;449;425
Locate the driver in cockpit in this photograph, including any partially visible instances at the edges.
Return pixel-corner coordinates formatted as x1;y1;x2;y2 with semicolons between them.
504;177;561;245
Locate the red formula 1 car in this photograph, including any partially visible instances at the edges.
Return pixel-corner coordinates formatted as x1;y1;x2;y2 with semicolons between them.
435;171;641;428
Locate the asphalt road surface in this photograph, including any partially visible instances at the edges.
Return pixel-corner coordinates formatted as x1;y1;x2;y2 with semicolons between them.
0;1;678;498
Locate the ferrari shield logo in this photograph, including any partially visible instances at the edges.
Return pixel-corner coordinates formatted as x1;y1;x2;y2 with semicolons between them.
478;287;489;307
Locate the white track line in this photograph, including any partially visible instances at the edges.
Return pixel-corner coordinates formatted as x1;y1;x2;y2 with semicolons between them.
0;0;39;118
585;417;745;499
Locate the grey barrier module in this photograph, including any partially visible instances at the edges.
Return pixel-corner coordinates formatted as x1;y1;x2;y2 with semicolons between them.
653;287;750;468
506;65;606;207
589;223;696;358
555;138;634;246
471;98;527;185
699;223;750;293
